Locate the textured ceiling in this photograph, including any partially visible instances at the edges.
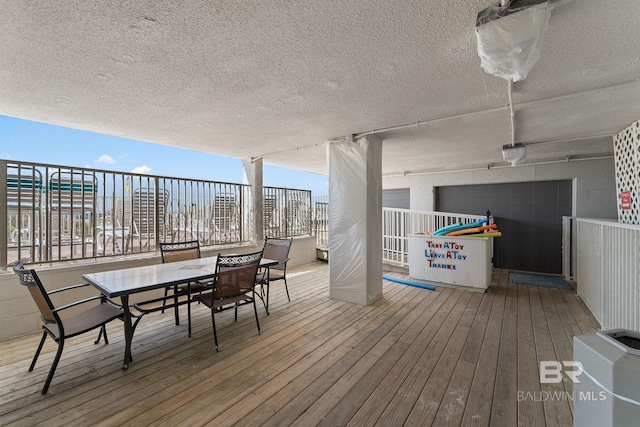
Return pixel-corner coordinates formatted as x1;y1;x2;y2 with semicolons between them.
1;0;639;176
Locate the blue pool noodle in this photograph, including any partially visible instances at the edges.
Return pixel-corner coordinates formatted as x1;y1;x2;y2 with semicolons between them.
383;275;436;291
432;222;463;236
433;217;490;236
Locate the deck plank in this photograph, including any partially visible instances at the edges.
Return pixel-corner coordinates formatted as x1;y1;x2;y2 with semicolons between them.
313;283;441;427
529;286;573;427
490;271;519;427
374;290;467;426
259;284;421;427
516;282;546;427
405;321;472;426
344;288;454;427
562;289;601;333
460;270;506;426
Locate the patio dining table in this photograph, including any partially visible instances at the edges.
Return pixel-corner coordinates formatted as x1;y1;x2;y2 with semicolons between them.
83;254;277;369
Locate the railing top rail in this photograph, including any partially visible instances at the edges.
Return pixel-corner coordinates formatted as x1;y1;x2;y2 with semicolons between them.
2;158;249;188
263;185;312;194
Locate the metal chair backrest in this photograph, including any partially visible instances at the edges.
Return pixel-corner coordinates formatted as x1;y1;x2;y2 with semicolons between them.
215;251;263;299
263;237;292;272
12;261;57;325
159;240;201;263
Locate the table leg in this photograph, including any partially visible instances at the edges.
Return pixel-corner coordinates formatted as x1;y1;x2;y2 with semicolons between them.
121;295;133;369
265;266;271;315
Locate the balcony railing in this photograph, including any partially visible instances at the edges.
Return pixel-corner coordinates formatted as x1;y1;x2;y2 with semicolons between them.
312;196;329;250
1;160;312;269
264;186;312;238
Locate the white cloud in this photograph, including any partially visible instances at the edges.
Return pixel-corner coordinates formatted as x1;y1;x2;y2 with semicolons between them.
97;154;115;164
132;165;152;174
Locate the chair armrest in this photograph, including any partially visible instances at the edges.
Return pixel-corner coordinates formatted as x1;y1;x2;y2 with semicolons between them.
134;280;208;314
259;258;288;272
133;294;190;314
47;283;92;295
52;295;111;313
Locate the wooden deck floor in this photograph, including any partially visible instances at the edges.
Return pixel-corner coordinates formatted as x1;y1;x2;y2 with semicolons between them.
0;262;599;426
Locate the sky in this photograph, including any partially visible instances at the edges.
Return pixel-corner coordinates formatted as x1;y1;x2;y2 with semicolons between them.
0;115;328;196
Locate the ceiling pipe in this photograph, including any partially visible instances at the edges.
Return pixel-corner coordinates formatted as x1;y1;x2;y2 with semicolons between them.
525;132;615;146
352;78;639;141
501;77;527;165
353;107;506;140
507;79;515;146
383;154;614;177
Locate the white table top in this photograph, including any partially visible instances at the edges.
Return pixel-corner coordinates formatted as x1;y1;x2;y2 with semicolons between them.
83;256;276;298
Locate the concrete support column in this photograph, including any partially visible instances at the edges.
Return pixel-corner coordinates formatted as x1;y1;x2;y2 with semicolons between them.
0;160;7;269
328;135;383;305
242;157;264;244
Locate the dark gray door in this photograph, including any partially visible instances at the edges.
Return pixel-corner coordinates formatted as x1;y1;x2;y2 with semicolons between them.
436;181;572;274
383;188;410;209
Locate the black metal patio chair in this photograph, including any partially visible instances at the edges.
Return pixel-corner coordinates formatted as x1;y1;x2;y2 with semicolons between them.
194;250;263;351
12;260;123;394
255;237;293;314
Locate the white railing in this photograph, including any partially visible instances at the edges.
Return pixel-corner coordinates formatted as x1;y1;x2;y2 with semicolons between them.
577;218;640;331
562;216;577;280
382;208;488;267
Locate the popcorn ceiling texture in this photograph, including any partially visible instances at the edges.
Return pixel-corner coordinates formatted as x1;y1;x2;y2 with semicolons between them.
0;1;639;175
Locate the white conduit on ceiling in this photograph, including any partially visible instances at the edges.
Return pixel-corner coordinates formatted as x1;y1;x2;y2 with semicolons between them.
507;79;515;147
351;78;637;142
383;154;615;178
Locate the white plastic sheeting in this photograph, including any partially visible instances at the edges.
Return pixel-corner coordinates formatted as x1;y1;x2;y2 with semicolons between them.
475;1;550;82
327;135;383;305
